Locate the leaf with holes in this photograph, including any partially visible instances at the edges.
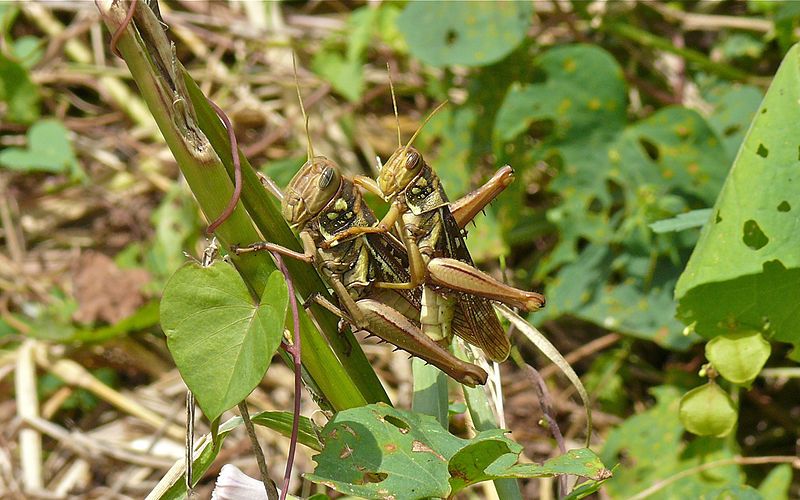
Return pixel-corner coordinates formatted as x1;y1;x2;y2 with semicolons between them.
306;403;610;499
396;1;532;67
676;44;800;346
160;262;288;421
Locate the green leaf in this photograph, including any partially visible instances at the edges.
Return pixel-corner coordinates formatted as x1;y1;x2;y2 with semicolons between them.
706;331;771;385
13;36;44;68
495;44;627;144
161;262;288;421
0;120;81;175
311;51;364;103
676;44;800;346
0;49;40;124
396;1;533;67
703;82;763;163
650;209;713;233
679;383;738;438
758;463;792;500
306;403;609;499
706;485;763;500
544;244;696;350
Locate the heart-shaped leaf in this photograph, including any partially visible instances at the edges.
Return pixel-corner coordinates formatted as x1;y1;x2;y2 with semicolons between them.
161;261;288;421
0;119;81;176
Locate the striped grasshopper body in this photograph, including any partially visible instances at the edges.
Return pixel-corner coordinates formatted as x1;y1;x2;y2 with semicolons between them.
339;146;546;362
237;156;512;386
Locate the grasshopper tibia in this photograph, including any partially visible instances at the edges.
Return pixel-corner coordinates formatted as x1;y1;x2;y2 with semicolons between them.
357;299;487;387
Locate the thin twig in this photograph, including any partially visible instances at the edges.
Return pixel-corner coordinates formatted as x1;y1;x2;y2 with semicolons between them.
526;365;566;497
15;341;43;493
186;391;195;497
238;401;279;500
272;251;302;500
629;456;800;500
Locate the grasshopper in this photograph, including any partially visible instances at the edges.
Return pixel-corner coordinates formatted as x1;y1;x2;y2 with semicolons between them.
329;101;546;362
236;156;520;386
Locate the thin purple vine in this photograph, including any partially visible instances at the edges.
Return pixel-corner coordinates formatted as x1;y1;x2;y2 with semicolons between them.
109;0;138;58
206;98;244;234
527;365;567;496
271;251;302;500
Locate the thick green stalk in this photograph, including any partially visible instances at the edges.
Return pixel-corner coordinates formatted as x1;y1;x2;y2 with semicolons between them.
457;346;523;500
183;79;388;405
101;1;387;410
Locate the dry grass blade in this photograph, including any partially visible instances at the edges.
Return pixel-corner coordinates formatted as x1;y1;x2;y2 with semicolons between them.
494;304;592;448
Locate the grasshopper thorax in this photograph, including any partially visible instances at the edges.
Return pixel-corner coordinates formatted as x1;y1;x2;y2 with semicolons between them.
282;156;342;228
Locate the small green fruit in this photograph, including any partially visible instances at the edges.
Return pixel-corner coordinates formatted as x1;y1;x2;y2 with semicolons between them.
706;331;771;385
679;383;737;437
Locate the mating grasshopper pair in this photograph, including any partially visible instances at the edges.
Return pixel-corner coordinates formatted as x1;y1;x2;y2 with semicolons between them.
237;84;544;386
327;115;546;363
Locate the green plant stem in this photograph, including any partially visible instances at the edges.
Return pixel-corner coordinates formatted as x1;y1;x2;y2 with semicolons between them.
183;77;388;406
101;0;385;411
456;345;523;500
238;402;279;500
411;359;448;426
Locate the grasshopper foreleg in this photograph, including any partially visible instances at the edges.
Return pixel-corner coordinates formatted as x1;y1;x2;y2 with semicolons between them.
450;166;515;228
232;230;317;264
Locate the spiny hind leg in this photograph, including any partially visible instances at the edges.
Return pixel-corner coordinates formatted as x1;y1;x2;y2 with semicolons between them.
427;258;545;312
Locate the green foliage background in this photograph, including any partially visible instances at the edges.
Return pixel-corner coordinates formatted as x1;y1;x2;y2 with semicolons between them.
2;1;799;498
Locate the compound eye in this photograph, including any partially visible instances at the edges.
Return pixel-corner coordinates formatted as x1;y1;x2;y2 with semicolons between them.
318;167;335;188
405;151;420;170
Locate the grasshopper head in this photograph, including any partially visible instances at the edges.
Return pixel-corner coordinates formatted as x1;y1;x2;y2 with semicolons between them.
378;146;424;200
281;156;342;228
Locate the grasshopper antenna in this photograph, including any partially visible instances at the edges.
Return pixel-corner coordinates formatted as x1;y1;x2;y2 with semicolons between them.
398;99;448;161
292;53;314;162
387;63;401;148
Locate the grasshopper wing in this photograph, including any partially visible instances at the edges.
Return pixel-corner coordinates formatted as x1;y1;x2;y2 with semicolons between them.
451;295;510;362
